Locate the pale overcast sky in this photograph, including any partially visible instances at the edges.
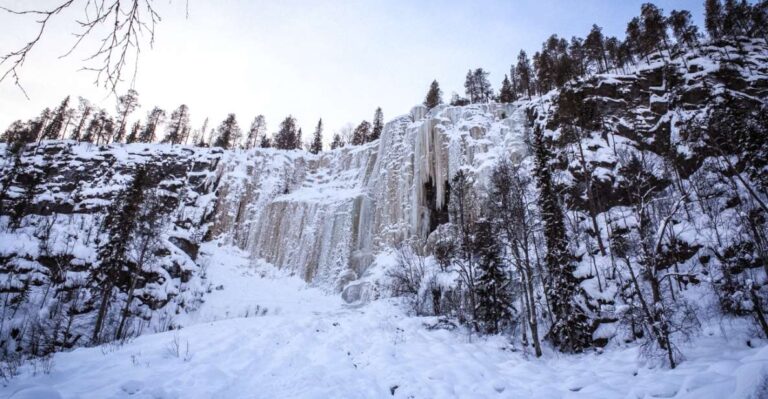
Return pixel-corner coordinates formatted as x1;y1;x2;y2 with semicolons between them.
0;0;703;142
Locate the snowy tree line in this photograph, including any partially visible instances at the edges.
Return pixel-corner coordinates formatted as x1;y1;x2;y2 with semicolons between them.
1;93;386;154
420;0;768;108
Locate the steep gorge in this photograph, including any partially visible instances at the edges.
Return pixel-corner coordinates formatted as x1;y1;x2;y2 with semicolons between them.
1;38;766;356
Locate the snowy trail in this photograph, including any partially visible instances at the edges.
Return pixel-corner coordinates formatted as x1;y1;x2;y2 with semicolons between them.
2;245;767;398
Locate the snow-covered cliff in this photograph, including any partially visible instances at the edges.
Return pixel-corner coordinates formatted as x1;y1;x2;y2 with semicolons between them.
209;102;526;294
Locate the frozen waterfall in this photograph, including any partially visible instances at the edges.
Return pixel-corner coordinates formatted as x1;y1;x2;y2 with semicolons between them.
209;102;528;295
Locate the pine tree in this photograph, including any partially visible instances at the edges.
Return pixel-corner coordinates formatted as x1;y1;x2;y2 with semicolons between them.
125;121;141;144
532;126;592;353
351;120;370;145
163;104;190;145
43;96;70;140
705;0;724;39
473;217;512;334
569;37;587;76
584;24;607;72
82;110;106;144
246;115;266;149
100;116;115;145
423;80;443;109
213;113;240;149
604;36;621;72
370;108;384;142
140;107;165;143
115;90;139;144
626;17;645;61
723;0;740;37
309;119;323;154
71;97;93;141
498;75;515;103
669;10;700;50
274;116;298;150
640;3;670;55
330;133;344;150
33;108;52;142
465;68;493;103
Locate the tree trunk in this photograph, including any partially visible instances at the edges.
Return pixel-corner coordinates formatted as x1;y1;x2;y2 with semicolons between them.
92;282;113;344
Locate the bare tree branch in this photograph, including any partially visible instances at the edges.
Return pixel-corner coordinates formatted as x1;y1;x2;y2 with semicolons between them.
0;0;162;96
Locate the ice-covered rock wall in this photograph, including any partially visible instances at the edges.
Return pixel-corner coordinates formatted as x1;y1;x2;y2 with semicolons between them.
210;102;529;294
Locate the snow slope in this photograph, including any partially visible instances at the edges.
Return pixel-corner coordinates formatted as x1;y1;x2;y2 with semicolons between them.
2;243;767;399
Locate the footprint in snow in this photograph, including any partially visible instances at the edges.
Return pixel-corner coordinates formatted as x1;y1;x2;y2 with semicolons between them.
120;380;144;395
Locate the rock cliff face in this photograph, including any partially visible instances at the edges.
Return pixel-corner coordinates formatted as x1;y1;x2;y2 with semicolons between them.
523;37;768;344
1;38;765;354
0;102;526;353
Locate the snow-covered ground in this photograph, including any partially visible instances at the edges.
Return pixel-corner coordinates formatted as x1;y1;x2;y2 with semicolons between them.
2;243;767;399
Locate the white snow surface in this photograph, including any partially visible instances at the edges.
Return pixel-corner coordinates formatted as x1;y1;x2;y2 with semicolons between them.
2;242;766;399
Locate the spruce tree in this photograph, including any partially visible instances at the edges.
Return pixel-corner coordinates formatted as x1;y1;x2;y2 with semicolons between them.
296;128;303;150
91;165;151;343
370;108;384;142
330;133;344;150
464;70;476;103
351;121;370;146
213;113;240;149
423;80;443;109
516;51;533;98
533;51;551;93
309;119;323;154
498;74;515;103
259;134;272;148
473;218;512;334
532;126;592;353
274;116;298;150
